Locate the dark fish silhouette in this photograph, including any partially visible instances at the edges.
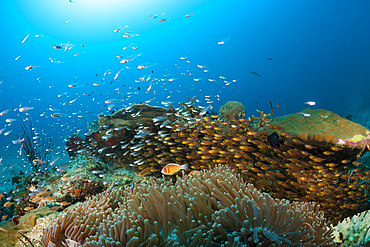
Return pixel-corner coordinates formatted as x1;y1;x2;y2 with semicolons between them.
248;70;261;77
267;132;280;146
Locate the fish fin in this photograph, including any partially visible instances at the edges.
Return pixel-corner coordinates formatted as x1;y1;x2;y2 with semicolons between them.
182;164;188;170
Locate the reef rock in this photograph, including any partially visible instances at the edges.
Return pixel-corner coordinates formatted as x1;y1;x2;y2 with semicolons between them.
98;104;169;128
66;134;86;157
0;206;59;247
87;120;100;132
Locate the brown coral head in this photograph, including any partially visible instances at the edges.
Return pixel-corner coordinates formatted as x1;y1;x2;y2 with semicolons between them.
219;101;246;121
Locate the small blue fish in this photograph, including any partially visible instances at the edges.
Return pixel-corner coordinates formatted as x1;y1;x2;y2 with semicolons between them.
49;157;60;166
104;99;123;104
304;101;316;106
51;113;67;118
200;104;213;116
217;36;230;45
25;65;39;70
69;0;78;7
68;83;84;88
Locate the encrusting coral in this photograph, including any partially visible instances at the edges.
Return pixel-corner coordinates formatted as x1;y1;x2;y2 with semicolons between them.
0;206;58;247
264;108;370;150
219;101;246;122
40;166;335;247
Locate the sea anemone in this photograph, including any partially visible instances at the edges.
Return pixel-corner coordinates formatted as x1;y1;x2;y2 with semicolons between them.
40;165;335;246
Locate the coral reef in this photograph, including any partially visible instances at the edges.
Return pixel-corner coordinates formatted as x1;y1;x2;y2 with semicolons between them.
40;155;137;207
87;120;100;132
7;154;138;218
66;134;86;158
264;108;370;150
79;101;370;224
332;209;370;246
219;100;246;121
98;104;170;128
39;166;335;246
0;206;58;247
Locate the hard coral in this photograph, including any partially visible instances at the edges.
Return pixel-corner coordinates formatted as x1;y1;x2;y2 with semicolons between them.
1;207;59;247
98;104;170;128
265;108;370;149
67;179;105;202
219;100;246;121
40;166;335;247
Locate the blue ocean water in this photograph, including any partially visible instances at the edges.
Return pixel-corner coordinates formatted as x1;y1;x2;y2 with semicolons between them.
0;0;370;191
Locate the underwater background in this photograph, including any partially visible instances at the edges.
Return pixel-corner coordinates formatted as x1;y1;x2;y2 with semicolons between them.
2;0;370;246
1;0;370;211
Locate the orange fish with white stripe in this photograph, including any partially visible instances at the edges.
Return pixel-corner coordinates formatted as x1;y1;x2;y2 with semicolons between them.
161;163;188;175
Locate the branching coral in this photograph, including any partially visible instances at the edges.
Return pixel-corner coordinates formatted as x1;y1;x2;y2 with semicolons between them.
219;101;246;121
40;166;335;247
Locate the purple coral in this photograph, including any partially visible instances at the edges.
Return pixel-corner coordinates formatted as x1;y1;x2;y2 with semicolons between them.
336;134;369;149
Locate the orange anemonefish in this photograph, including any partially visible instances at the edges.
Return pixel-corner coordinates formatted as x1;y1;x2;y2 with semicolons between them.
161;163;188;175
